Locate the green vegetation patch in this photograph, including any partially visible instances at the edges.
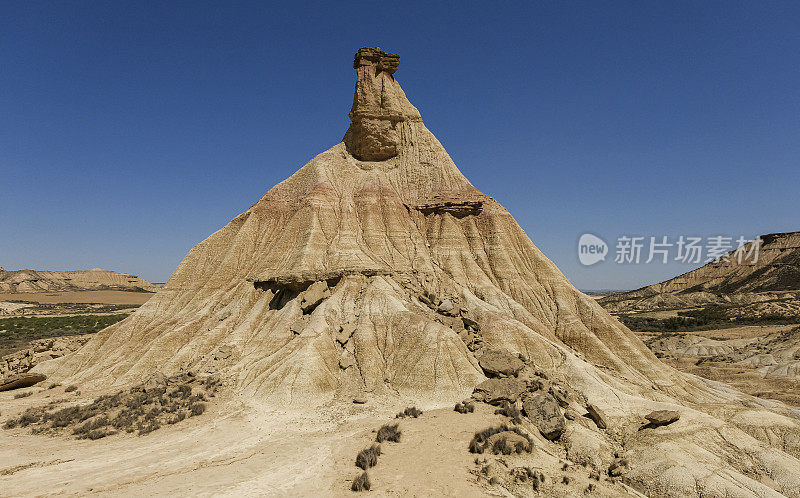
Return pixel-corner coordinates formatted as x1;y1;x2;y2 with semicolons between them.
0;314;128;356
620;307;800;333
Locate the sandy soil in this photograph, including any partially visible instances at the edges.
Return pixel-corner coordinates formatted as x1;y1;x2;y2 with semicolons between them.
0;387;632;497
0;291;154;306
0;388;496;497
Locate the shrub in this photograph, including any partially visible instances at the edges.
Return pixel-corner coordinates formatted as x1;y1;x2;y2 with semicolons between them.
468;424;533;455
351;471;371;492
376;423;401;443
396;406;422;418
145;407;163;421
112;411;136;430
454;401;475;414
73;415;109;437
18;407;44;426
13;391;33;399
494;401;522;423
0;313;129;357
355;444;381;470
2;373;211;438
137;421;161;435
169;385;191;399
167;412;187;424
64;385;78;393
48;406;81;427
190;403;206;416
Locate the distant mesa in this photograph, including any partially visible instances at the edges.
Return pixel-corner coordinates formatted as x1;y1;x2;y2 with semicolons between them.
0;267;159;293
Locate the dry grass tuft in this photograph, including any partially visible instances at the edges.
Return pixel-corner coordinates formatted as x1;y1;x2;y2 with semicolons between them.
454;401;475;414
395;406;423;418
468;424;533;455
355;444;381;470
351;471;371;491
376;423;401;443
494;401;522;423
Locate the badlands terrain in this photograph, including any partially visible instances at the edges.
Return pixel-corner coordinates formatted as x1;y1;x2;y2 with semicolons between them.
599;233;800;408
3;48;800;497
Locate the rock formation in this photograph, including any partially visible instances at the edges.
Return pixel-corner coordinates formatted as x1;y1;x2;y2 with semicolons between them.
1;334;93;378
33;48;800;496
0;268;158;293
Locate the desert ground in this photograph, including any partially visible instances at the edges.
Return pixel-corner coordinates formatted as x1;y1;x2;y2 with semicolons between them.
0;390;640;497
0;291;152;309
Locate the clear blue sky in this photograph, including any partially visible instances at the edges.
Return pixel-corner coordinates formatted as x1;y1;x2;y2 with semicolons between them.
2;1;798;289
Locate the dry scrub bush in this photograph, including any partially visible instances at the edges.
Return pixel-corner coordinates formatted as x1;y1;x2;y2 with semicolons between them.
396;406;422;418
2;373;215;438
355;444;381;470
468;424;533;455
454;401;475;414
351;471;371;491
376;423;401;443
494;401;522;423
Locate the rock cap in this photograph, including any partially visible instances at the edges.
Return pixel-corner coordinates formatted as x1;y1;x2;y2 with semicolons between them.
353;47;400;74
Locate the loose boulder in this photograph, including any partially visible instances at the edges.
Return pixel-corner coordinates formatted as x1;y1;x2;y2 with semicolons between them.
299;281;330;313
437;299;455;314
0;373;46;392
523;393;566;440
478;349;524;378
586;403;608;430
473;378;526;405
644;410;680;427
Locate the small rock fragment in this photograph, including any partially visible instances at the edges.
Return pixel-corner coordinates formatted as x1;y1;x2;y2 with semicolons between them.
608;458;628;477
336;323;356;345
461;315;479;330
437;299;454;314
549;385;569;407
299;281;330;313
586;403;608;430
339;355;356;370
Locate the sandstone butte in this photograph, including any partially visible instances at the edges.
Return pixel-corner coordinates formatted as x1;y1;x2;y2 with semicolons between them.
34;47;800;496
